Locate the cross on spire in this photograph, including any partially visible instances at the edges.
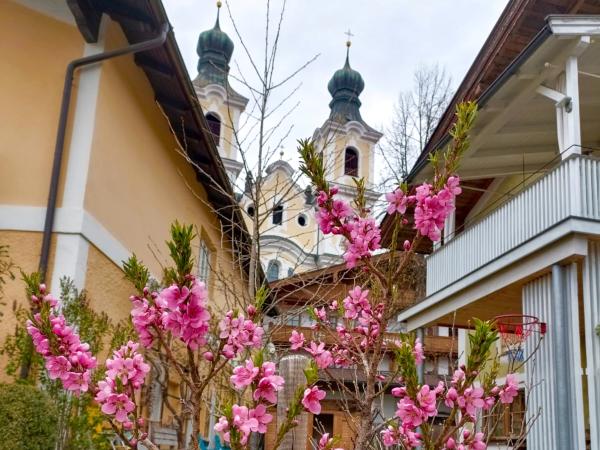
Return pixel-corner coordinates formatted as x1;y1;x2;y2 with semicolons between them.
344;29;354;47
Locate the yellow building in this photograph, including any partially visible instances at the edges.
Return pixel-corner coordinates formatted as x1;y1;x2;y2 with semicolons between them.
0;0;252;446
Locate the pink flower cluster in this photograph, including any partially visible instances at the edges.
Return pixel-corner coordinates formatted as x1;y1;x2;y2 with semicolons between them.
130;278;211;350
444;430;486;450
315;187;381;268
218;311;264;359
317;433;344;450
158;280;211;350
382;367;520;448
302;385;326;414
384;176;462;243
95;341;150;424
26;292;97;394
413;176;461;242
214;404;273;445
230;360;285;403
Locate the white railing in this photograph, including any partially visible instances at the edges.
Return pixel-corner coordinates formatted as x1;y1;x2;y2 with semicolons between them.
427;155;600;295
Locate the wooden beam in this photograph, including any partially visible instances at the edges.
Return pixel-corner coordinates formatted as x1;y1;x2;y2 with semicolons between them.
135;54;174;78
67;0;102;43
472;144;554;159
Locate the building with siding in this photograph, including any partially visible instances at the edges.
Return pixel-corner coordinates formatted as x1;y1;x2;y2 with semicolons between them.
380;1;600;448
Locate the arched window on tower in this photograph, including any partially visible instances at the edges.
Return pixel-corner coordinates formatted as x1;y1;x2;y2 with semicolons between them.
344;147;359;176
266;260;280;281
205;113;221;146
272;203;283;225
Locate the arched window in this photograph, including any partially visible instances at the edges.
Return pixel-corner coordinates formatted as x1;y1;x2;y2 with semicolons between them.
344;147;359;176
205;113;221;146
266;260;280;282
272;203;283;225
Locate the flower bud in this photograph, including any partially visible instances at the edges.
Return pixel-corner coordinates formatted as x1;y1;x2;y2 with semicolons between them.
403;240;411;251
123;421;133;430
247;305;257;317
39;284;46;294
203;351;214;362
463;429;471;439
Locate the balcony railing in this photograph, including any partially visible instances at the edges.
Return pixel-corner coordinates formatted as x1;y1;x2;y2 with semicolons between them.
270;325;457;354
427;155;600;295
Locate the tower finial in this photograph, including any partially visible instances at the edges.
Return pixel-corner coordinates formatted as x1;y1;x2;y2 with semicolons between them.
344;29;354;65
215;1;222;27
216;1;222;7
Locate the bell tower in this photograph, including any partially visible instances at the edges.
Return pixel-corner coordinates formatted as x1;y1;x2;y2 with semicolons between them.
312;36;382;208
193;1;248;182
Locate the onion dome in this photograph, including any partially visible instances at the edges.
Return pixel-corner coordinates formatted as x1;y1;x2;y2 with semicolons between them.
196;2;234;86
327;42;366;125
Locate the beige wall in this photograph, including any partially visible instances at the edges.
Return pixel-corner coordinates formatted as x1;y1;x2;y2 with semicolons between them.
84;22;245;310
0;1;83;207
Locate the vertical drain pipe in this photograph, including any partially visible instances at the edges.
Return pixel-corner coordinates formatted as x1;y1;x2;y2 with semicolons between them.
38;22;169;282
551;264;573;449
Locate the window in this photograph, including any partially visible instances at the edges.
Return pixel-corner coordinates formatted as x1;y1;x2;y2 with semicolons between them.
266;260;280;282
287;267;294;277
344;147;359;176
484;390;525;440
198;240;211;284
272;204;283;225
246;205;255;217
297;214;307;227
205;113;221;146
312;413;334;444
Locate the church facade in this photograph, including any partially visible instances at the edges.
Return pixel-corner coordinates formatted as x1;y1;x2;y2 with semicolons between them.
192;5;383;281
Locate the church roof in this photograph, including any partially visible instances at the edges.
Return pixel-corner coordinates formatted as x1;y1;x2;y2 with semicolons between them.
326;44;377;134
194;4;248;104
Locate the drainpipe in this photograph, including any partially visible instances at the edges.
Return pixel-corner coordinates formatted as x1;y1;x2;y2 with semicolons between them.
38;21;169;282
551;264;573;448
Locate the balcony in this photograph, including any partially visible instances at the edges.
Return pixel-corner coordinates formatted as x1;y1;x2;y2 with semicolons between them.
269;325;457;355
426;155;600;295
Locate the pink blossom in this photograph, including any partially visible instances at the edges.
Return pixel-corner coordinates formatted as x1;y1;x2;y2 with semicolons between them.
302;386;326;414
231;405;258;444
446;176;462;196
445;387;458;408
386;188;409;215
219;311;264;358
214;417;230;442
457;387;485;416
381;426;399;447
249;404;273;433
468;432;486;450
100;393;135;423
452;368;465;385
343;286;370;320
417;385;438;418
396;397;425;428
445;437;456;449
306;341;333;369
343;217;381;268
231;360;259;389
46;355;71;380
413;338;424;365
499;373;519;404
253;374;285;403
314;307;327;322
318;433;331;449
403;240;411;251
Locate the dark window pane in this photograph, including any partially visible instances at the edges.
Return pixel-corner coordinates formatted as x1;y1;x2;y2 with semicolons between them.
205;113;221;146
266;260;280;281
344;147;358;176
272;204;283;225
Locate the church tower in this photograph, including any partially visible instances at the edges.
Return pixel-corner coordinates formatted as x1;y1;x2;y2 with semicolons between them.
193;2;248;182
312;39;382;207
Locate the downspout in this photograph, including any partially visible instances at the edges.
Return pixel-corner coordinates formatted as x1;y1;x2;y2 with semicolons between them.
38;21;169;282
21;21;169;381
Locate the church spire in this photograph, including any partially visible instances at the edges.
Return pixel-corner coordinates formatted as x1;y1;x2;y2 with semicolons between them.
196;1;234;86
327;33;365;125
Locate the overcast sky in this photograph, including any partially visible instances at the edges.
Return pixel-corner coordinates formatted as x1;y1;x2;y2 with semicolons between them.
163;0;509;173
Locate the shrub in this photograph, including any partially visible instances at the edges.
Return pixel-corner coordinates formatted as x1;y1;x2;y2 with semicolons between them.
0;384;58;450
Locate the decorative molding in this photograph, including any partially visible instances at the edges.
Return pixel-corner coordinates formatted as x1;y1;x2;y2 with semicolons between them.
0;205;131;273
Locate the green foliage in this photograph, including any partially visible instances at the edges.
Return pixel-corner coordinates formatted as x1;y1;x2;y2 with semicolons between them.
466;318;498;374
1;277;122;449
164;221;196;285
0;244;15;317
123;253;150;293
393;334;419;397
0;383;58;450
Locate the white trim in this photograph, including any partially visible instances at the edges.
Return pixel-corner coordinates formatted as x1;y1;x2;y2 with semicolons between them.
63;21;106;209
0;205;131;273
14;0;75;25
399;223;596;329
49;234;89;292
548;15;600;37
